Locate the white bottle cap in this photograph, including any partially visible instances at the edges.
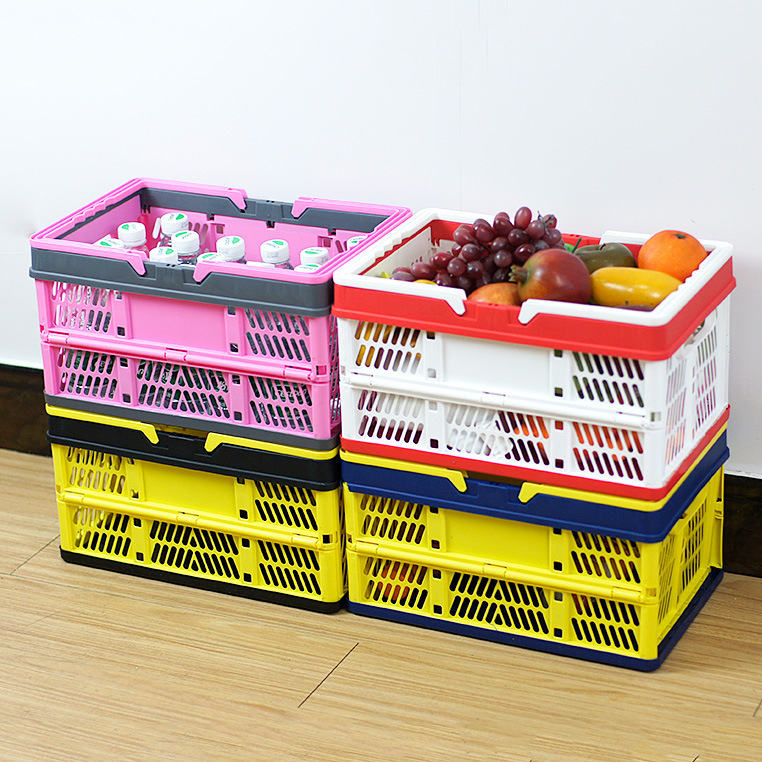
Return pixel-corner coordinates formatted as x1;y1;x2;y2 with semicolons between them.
260;239;290;265
216;235;246;262
149;246;179;264
197;251;227;264
118;222;147;247
160;212;190;236
346;235;367;249
95;236;126;248
294;263;321;273
171;230;201;255
299;246;330;267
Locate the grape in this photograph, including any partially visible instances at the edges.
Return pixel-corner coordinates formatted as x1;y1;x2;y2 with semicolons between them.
507;228;528;248
482;253;497;274
431;250;453;270
410;261;436;280
489;236;509;253
514;243;535;262
534;240;550;251
473;218;490;229
544;228;563;246
526;219;546;240
447;257;467;277
453;225;476;246
493;249;513;268
474;223;495;244
450;244;462;258
461;243;484;262
514;206;532;229
493;267;511;282
434;271;454;287
473;274;492;289
466;260;484;279
493;212;513;236
391;269;415;282
455;275;473;291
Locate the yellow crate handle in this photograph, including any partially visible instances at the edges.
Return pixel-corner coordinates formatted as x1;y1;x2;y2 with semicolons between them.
46;404;160;444
341;450;468;492
350;539;655;605
205;431;338;460
61;491;324;549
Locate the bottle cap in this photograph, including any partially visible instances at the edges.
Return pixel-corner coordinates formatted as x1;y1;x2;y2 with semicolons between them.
216;235;246;262
148;246;179;264
117;222;147;247
346;235;367;249
294;263;321;273
299;246;330;267
197;252;227;263
160;212;190;237
95;236;126;249
260;239;290;265
171;230;201;255
246;261;276;268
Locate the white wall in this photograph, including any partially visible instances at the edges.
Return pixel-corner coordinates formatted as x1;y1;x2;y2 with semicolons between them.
2;0;760;476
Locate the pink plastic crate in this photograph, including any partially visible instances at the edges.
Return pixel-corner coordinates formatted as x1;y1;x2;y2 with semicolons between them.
30;179;410;444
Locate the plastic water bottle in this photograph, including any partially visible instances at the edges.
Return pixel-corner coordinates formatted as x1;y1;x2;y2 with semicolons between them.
215;235;246;263
171;230;203;265
148;246;179;265
157;212;190;247
260;239;292;269
117;222;150;254
346;235;367;250
299;246;330;268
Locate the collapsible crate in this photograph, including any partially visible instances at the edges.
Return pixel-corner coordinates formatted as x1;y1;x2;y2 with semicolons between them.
333;209;734;497
342;433;727;670
48;405;345;611
31;178;410;446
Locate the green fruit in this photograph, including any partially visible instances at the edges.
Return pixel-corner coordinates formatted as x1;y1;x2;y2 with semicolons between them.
574;243;636;273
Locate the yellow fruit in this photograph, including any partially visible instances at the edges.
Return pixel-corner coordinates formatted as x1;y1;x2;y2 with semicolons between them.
591;267;681;309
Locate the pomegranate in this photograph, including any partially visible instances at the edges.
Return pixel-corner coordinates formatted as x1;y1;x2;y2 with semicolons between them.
510;249;592;304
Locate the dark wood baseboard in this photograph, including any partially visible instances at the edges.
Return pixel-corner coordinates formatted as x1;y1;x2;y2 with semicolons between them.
0;364;49;456
1;363;759;577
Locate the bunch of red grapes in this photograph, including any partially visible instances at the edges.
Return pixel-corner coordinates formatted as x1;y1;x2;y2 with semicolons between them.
391;207;564;295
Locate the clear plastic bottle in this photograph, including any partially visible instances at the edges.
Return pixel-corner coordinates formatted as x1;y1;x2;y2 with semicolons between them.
157;212;190;247
148;246;179;265
216;235;246;263
299;246;330;268
260;239;292;269
171;230;203;265
117;222;150;254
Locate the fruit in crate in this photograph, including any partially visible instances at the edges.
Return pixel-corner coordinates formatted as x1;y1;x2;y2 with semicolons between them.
590;267;681;309
510;249;592;304
419;207;565;295
467;282;521;306
637;230;707;282
574;242;636;273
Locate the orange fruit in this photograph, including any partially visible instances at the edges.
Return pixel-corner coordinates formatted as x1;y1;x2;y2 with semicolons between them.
637;230;707;282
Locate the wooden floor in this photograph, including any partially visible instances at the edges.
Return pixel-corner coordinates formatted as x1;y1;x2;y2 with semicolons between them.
2;449;761;762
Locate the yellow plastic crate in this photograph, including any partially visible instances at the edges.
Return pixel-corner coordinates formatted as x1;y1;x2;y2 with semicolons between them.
52;438;345;611
345;466;724;668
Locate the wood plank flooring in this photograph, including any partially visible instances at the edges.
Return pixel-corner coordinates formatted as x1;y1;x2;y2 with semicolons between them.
1;449;760;761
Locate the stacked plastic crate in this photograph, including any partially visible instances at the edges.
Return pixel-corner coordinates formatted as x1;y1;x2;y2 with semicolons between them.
332;209;734;668
30;178;410;612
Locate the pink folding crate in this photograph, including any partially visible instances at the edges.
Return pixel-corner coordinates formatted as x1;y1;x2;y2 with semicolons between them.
30;179;410;447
